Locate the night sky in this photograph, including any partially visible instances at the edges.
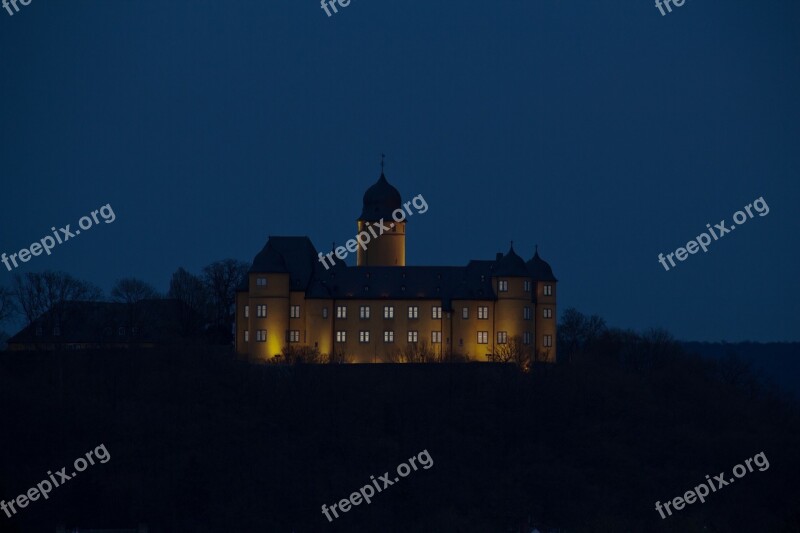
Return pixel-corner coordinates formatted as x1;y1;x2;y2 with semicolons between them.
1;0;798;342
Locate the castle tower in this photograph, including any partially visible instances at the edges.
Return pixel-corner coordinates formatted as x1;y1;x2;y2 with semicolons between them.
357;171;406;266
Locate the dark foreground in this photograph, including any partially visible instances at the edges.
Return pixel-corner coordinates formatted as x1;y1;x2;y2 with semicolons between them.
0;346;798;533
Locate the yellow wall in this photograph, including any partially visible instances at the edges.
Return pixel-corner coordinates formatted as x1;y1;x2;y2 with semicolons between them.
356;220;406;267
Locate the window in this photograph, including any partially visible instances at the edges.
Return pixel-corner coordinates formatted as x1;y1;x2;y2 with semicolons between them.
256;277;267;287
256;305;267;318
478;306;488;319
432;331;442;344
244;305;249;318
384;330;394;343
543;335;553;347
35;326;42;337
462;307;469;319
359;331;370;343
543;308;553;318
432;306;442;319
118;327;125;336
524;280;531;292
360;305;370;319
383;305;394;319
256;330;267;342
290;305;300;318
408;306;419;319
322;307;329;319
498;280;508;292
544;284;553;296
288;330;300;342
131;327;138;336
336;306;347;319
408;331;418;343
524;306;531;320
53;327;61;337
477;331;488;344
244;330;249;343
497;331;508;344
336;331;347;343
523;331;531;345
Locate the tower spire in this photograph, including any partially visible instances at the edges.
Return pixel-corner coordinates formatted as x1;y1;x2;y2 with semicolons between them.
380;153;385;174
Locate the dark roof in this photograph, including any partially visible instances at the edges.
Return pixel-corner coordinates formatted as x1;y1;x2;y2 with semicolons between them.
359;173;402;222
7;299;194;345
248;236;318;291
244;236;557;307
526;247;557;281
493;244;529;277
307;265;495;309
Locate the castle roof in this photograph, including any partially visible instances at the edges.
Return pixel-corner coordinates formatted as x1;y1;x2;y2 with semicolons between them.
359;173;402;222
244;236;558;310
526;247;557;281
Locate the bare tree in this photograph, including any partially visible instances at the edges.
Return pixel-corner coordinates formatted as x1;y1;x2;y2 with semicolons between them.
168;267;209;334
13;271;102;324
111;277;159;304
385;341;437;363
488;335;533;371
202;259;249;328
0;285;15;325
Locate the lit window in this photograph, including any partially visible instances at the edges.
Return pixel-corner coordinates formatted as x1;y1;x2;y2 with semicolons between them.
543;308;552;318
543;335;553;347
360;305;370;319
244;330;249;343
432;331;441;343
408;306;419;319
256;305;267;318
477;331;488;344
256;277;267;287
497;331;508;344
256;330;267;342
462;307;469;319
359;331;370;343
384;305;394;319
523;331;531;345
322;307;329;319
244;305;249;318
384;330;394;343
408;331;418;343
432;306;442;319
478;306;488;319
290;306;300;318
498;280;508;292
544;284;553;296
524;280;531;292
523;307;531;320
336;331;347;343
287;330;300;342
336;306;347;319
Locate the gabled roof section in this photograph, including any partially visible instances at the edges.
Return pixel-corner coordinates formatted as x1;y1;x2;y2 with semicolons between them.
248;236;318;291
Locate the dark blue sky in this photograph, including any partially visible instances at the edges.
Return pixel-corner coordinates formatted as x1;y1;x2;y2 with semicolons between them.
1;0;798;341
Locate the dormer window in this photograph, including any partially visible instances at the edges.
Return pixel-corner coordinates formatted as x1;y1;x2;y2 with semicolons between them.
256;277;267;287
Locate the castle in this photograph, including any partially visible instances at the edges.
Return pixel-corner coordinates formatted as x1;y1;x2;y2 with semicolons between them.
235;170;557;363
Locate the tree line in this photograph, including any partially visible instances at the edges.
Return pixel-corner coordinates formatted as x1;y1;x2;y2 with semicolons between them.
0;259;249;345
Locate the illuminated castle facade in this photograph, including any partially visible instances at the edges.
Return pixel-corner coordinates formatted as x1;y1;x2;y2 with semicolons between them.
235;171;557;363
